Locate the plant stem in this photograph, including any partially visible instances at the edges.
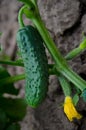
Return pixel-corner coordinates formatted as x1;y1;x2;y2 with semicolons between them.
0;60;24;67
65;37;86;60
79;37;86;49
0;74;25;85
65;47;82;60
58;75;71;96
18;6;25;28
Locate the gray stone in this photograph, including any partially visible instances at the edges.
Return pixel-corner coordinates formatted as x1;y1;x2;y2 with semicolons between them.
38;0;80;34
81;14;86;33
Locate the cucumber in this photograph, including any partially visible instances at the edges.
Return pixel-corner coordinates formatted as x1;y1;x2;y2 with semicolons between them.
16;25;48;107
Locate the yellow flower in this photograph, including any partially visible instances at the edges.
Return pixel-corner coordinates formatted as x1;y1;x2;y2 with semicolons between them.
64;96;82;121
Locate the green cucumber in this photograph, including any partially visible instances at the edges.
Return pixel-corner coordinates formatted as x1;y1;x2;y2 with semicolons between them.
16;25;48;107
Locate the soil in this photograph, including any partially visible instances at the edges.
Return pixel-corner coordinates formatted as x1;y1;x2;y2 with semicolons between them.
0;0;86;130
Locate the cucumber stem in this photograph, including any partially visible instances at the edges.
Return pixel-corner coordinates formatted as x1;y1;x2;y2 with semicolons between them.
18;6;26;28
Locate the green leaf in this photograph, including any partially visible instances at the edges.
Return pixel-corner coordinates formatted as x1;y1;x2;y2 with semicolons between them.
72;94;79;106
0;97;27;121
0;66;19;95
6;123;20;130
0;66;10;78
0;108;7;129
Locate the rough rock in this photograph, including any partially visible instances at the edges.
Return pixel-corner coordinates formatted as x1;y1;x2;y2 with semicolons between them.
81;14;86;33
38;0;80;34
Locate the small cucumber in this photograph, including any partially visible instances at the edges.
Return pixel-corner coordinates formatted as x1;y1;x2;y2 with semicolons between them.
16;25;48;107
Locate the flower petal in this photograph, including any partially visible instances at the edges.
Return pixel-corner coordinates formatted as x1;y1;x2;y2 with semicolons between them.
64;96;82;121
